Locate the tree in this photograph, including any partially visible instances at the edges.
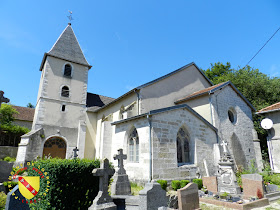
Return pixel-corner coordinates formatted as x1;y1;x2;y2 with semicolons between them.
0;104;29;146
0;104;18;125
26;103;35;108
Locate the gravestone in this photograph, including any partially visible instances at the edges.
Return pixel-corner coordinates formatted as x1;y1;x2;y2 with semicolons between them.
217;141;241;194
111;149;131;195
177;183;199;210
0;91;10;108
202;176;218;193
5;185;29;210
88;158;116;210
139;181;167;210
266;184;279;193
242;174;264;199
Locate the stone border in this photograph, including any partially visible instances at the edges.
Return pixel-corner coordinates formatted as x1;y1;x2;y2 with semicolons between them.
200;197;269;210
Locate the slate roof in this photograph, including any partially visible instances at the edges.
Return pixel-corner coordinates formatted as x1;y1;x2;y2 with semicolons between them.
88;62;212;113
12;106;34;122
86;93;115;112
257;102;280;114
175;81;256;111
40;24;91;71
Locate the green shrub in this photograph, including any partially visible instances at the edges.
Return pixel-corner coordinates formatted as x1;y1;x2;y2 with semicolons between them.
27;158;104;210
270;174;280;185
171;180;181;191
192;179;203;189
0;191;7;210
180;180;190;188
3;156;16;162
3;181;17;193
130;182;144;195
157;180;167;191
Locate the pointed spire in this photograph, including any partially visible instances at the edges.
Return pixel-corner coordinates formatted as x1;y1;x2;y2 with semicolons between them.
48;24;89;66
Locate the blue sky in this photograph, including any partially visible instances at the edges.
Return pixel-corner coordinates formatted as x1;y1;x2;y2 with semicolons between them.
1;1;280;107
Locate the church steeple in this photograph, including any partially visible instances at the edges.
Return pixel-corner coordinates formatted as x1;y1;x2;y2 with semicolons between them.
48;24;90;66
40;24;91;71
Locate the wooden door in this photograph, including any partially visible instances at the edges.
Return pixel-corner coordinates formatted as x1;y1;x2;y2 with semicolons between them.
43;137;66;159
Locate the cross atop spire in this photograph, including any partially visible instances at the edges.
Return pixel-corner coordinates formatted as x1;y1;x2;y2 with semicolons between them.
67;10;73;24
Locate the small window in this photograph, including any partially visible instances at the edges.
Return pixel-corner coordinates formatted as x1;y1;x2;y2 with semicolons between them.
61;86;69;97
228;109;236;124
128;128;139;162
61;105;66;112
64;64;72;77
177;127;190;165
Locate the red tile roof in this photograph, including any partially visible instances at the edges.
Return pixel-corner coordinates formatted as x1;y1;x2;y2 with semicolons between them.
258;102;280;114
175;82;227;104
12;106;34;122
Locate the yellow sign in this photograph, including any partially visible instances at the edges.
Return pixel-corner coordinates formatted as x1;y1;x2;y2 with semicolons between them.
18;176;40;200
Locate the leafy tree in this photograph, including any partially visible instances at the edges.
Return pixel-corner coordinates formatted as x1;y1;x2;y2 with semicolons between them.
0;104;29;146
26;103;35;108
203;62;280;155
0;104;18;125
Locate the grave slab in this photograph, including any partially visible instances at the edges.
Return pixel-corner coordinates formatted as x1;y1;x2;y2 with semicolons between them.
241;174;264;199
202;176;218;193
139;181;167;210
177;182;199;210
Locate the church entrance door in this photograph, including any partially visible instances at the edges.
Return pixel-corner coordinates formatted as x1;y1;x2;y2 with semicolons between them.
43;137;66;159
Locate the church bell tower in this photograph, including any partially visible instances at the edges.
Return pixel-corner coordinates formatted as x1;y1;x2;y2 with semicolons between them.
31;23;91;159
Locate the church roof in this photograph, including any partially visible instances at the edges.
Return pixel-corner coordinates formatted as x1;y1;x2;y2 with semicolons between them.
12;106;34;122
88;62;212;113
86;93;115;112
175;81;256;111
257;102;280;114
111;103;217;132
40;24;91;71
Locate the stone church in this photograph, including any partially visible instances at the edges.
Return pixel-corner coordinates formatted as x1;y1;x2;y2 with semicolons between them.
15;24;263;181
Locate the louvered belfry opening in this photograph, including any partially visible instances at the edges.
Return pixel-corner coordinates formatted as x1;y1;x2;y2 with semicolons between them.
61;86;69;97
64;64;72;77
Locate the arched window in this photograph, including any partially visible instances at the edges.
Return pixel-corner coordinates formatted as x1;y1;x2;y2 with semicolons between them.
61;86;69;97
177;127;190;165
64;64;72;77
128;128;139;162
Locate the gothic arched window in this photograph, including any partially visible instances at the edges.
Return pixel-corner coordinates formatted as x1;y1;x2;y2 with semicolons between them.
64;64;72;77
61;86;70;97
128;128;139;162
177;127;190;165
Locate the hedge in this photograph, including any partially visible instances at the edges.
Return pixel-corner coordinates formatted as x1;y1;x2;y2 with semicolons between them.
192;179;203;189
157;180;167;191
27;158;103;210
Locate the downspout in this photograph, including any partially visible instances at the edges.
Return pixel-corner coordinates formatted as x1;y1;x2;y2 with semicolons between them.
147;114;152;181
209;94;214;125
134;89;140;115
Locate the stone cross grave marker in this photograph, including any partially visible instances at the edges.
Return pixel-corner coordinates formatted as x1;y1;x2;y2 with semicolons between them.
0;91;10;108
111;148;131;195
88;158;116;210
73;147;79;159
220;140;229;154
114;148;126;174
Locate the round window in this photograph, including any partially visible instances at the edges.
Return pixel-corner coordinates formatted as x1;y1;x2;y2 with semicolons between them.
228;109;236;124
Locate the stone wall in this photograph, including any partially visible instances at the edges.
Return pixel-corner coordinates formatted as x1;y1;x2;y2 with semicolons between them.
151;108;217;179
211;86;257;169
0;146;18;159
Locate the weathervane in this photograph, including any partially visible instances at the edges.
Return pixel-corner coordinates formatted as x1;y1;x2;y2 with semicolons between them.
67;10;73;23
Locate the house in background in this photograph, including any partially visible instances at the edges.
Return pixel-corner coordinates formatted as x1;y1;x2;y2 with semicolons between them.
257;102;280;173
